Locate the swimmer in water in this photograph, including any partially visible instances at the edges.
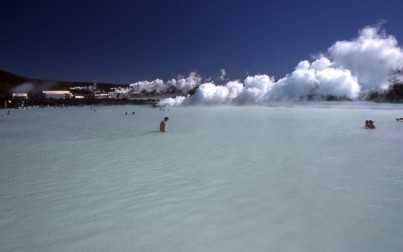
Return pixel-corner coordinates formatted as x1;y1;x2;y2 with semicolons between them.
160;117;169;132
364;120;375;129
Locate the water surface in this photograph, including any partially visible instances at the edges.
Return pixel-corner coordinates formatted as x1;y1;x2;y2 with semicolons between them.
1;103;403;252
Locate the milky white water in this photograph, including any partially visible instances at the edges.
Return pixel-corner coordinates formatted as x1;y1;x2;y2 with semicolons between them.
1;103;403;252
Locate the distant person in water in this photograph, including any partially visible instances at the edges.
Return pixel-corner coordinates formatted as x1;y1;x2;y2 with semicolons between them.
395;118;403;121
369;120;376;129
365;120;375;129
160;117;169;132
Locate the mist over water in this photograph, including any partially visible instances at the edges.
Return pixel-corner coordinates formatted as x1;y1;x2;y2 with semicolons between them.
1;103;403;251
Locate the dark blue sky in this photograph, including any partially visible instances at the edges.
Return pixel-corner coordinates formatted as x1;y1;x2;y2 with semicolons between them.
1;0;402;83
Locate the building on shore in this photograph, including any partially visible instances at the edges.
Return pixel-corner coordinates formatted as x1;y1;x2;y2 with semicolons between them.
12;93;28;99
42;90;72;99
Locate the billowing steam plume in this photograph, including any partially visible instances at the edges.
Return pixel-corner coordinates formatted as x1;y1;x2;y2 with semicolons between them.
157;25;403;106
114;72;202;97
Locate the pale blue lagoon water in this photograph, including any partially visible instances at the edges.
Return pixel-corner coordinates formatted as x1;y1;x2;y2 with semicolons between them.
1;103;403;252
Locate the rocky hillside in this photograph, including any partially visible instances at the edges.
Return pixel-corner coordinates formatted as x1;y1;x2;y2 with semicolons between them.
362;83;403;103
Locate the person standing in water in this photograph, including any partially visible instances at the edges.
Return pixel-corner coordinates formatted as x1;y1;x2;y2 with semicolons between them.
364;120;376;129
160;117;169;132
368;120;376;129
364;120;370;129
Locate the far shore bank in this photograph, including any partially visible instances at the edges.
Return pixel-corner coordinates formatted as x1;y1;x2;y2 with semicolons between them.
0;97;161;109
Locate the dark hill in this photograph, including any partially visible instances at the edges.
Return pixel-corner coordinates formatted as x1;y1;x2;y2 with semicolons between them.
0;70;26;83
0;70;27;98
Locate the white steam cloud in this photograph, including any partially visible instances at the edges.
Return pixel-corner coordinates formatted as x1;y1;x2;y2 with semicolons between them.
114;72;202;97
329;26;403;91
11;82;35;93
11;81;56;94
157;25;403;106
219;69;227;81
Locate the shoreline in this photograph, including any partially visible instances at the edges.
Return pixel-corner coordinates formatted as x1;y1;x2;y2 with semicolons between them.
0;97;160;109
